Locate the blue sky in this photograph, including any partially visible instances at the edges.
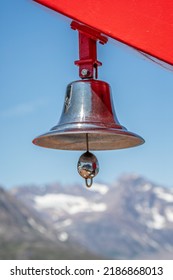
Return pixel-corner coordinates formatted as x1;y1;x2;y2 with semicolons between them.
1;0;173;188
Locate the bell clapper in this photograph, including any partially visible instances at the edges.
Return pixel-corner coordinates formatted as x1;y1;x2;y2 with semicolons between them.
77;134;99;188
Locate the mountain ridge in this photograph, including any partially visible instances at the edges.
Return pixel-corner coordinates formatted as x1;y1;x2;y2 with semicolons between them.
1;174;173;259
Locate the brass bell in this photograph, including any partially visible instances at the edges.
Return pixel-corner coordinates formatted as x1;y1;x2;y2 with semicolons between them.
32;79;144;150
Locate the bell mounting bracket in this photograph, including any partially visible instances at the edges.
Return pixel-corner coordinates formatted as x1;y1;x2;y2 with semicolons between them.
71;21;108;79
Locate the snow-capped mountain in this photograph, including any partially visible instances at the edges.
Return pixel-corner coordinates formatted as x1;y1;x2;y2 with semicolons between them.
10;174;173;259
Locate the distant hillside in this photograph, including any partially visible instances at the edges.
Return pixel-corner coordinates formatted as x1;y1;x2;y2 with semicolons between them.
0;187;101;260
10;174;173;259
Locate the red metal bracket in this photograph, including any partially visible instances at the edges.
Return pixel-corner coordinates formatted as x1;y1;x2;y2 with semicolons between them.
34;0;173;70
71;21;108;79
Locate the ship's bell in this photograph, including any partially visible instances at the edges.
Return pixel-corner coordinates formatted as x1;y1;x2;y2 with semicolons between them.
33;79;144;150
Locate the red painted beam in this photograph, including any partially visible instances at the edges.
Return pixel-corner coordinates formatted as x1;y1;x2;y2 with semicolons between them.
33;0;173;69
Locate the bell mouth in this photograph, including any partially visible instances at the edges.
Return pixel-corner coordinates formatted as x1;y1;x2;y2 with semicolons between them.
32;128;145;151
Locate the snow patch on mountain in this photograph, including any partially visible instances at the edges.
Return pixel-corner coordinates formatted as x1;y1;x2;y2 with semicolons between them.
165;208;173;222
146;207;166;229
88;183;109;195
154;188;173;202
27;218;47;234
141;183;152;192
58;232;69;242
55;219;73;229
34;194;107;214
